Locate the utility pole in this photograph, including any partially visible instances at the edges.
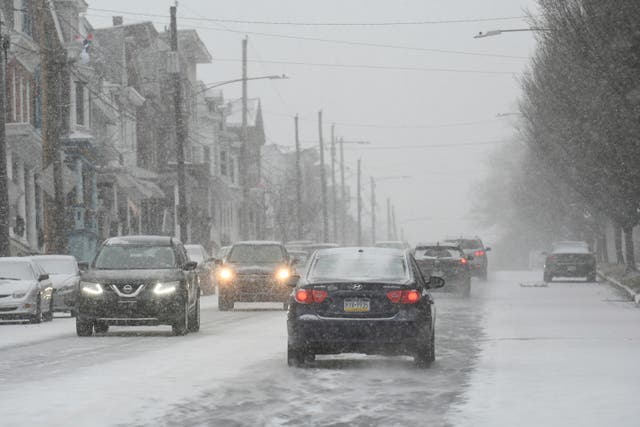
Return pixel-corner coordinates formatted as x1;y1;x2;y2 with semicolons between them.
386;198;392;241
339;137;346;245
294;115;303;240
370;177;376;245
37;0;66;254
318;111;328;242
170;6;188;242
330;124;337;243
0;26;9;256
391;205;398;240
240;36;250;240
357;159;362;246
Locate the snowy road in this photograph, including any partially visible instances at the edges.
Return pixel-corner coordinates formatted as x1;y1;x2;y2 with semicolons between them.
1;271;638;427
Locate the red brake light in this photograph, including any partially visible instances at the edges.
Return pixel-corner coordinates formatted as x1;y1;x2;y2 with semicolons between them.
387;290;421;304
311;289;328;303
295;288;328;304
460;258;468;264
474;250;485;257
386;290;402;303
295;289;312;304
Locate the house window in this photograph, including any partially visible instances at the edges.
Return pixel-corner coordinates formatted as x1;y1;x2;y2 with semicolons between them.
75;82;85;126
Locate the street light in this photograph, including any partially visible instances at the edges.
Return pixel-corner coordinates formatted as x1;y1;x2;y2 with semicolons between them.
197;74;288;95
474;28;550;38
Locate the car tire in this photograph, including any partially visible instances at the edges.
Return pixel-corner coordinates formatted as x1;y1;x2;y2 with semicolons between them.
218;292;233;311
94;321;109;334
172;298;189;336
76;317;94;336
543;272;553;283
414;328;435;367
29;296;43;324
287;345;309;367
188;296;201;333
43;299;54;322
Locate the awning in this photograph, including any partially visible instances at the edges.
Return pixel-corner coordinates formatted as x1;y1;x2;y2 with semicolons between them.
115;173;165;201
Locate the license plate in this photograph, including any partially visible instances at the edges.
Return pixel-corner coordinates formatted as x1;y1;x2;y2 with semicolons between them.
344;299;370;313
568;266;577;271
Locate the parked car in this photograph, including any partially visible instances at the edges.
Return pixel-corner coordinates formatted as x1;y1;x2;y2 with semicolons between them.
413;243;471;296
216;241;294;311
443;237;490;280
76;236;201;336
302;243;339;256
0;257;54;323
286;247;445;367
185;244;216;295
285;241;314;253
374;241;412;250
544;241;596;282
32;255;80;316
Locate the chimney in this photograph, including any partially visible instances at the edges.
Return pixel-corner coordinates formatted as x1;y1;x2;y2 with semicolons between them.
113;16;123;26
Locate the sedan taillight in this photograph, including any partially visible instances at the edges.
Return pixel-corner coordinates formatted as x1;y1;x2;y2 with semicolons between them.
386;290;421;304
295;288;328;304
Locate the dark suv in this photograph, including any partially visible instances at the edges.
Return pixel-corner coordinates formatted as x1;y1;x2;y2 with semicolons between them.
414;243;471;296
544;241;596;282
444;237;490;280
216;241;294;310
76;236;201;336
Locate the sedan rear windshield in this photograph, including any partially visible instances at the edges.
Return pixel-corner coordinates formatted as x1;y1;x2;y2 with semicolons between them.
227;245;285;264
94;245;177;270
308;253;409;283
448;239;481;250
0;262;36;280
415;247;461;258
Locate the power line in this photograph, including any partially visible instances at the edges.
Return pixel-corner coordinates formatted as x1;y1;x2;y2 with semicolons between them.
214;58;518;75
87;8;529;27
342;140;512;150
84;12;527;60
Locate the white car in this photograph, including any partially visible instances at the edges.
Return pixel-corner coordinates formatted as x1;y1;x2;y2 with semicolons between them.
32;255;80;316
0;257;54;323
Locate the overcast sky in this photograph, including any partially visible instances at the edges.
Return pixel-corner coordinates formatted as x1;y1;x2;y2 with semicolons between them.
87;0;539;245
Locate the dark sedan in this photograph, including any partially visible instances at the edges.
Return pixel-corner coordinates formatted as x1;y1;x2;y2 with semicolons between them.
287;247;444;367
414;243;471;296
544;241;596;282
76;236;201;336
216;241;294;310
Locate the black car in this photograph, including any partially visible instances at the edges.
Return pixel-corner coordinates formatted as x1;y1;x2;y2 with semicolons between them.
544;241;596;282
414;243;471;296
216;241;295;311
76;236;201;336
287;247;445;367
444;237;490;280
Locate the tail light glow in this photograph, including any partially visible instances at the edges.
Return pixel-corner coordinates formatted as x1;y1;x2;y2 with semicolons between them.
295;288;328;304
386;290;421;304
460;258;468;264
474;250;485;257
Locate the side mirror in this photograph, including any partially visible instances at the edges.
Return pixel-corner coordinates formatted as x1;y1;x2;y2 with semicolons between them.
467;255;474;261
183;261;198;271
429;276;445;289
38;273;50;281
78;262;89;272
287;273;301;287
541;251;548;256
485;247;492;252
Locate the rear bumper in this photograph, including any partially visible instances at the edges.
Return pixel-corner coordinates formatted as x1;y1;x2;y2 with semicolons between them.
288;314;430;355
220;277;290;302
546;264;595;277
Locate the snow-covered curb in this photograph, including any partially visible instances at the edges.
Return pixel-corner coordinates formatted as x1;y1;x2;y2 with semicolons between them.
597;271;640;305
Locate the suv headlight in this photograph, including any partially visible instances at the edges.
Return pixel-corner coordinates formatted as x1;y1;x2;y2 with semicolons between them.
81;282;103;295
153;281;180;295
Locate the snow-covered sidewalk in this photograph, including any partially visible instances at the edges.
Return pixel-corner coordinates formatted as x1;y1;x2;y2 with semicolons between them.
448;271;640;426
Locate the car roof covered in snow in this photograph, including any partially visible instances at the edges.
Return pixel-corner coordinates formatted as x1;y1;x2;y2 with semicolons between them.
233;241;284;246
103;236;177;246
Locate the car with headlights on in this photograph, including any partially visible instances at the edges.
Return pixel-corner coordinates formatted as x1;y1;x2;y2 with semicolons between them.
76;236;200;336
185;244;216;295
286;247;445;367
543;241;596;282
32;255;80;316
216;241;295;311
413;243;471;296
0;257;54;323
